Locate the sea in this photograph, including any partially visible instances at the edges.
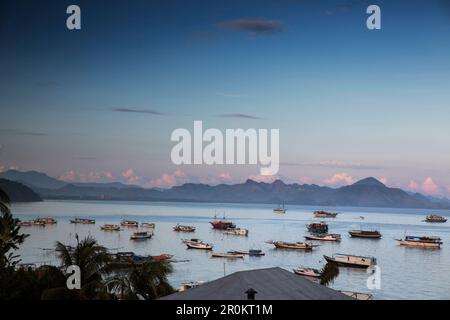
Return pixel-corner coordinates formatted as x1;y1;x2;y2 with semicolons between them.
11;200;450;300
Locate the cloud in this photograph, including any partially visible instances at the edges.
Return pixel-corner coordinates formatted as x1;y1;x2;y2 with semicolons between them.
121;168;141;184
216;113;262;119
422;177;440;196
407;180;419;192
0;129;48;136
218;19;283;36
323;173;355;187
59;170;115;183
247;174;280;183
147;169;189;188
379;177;388;185
111;108;165;116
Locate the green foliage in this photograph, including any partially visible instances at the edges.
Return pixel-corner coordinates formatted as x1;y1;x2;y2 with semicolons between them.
319;261;340;286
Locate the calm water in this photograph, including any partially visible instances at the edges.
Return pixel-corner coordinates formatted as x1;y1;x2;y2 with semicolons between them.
11;200;450;300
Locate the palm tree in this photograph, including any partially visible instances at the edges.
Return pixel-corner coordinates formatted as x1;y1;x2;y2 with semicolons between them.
319;261;340;286
108;260;174;299
0;187;29;270
55;234;112;299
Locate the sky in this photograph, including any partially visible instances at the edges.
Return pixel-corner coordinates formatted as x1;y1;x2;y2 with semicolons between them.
1;0;450;196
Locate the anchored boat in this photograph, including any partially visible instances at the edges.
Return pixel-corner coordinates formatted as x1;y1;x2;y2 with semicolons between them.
18;220;33;227
130;231;153;240
273;201;287;214
306;222;328;234
314;211;338;218
223;228;249;236
173;224;196;232
304;233;341;242
272;241;317;251
121;220;139;227
423;215;447;223
349;230;382;239
323;253;376;268
211;252;244;259
181;238;202;244
210;219;236;230
100;224;120;231
141;222;155;228
228;249;265;257
293;267;321;278
397;235;442;248
340;291;373;300
34;217;57;225
70;218;95;224
186;242;213;250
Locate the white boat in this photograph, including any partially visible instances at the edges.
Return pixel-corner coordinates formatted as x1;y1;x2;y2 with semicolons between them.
181;238;203;244
223;228;249;236
121;220;139;227
174;224;196;232
324;254;376;268
141;223;155;228
130;231;153;240
179;281;207;292
186;242;213;250
211;252;245;259
293;267;321;278
273;201;287;213
304;233;341;242
397;236;442;248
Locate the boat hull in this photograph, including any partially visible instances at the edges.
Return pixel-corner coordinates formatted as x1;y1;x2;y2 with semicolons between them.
323;255;374;269
398;240;441;248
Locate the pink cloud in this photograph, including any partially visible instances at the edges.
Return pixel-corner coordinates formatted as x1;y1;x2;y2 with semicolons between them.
247;174;279;183
407;180;419;192
147;169;188;188
422;177;440;196
121;168;140;184
379;177;388;185
323;173;355;187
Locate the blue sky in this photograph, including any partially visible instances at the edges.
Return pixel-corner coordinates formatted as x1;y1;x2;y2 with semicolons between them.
1;0;450;196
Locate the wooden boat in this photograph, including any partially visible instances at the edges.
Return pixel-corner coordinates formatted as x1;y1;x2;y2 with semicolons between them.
130;231;153;240
141;222;155;228
272;241;316;251
70;218;95;224
121;220;139;227
211;252;245;259
210;219;236;230
304;233;341;242
181;238;203;244
186;242;213;250
18;220;33;227
173;224;196;232
223;228;248;236
100;224;120;231
314;210;338;218
397;235;442;248
273;201;287;214
349;230;382;239
423;214;447;223
228;249;265;257
306;222;328;234
340;291;373;300
324;254;376;268
34;217;57;225
293;267;321;278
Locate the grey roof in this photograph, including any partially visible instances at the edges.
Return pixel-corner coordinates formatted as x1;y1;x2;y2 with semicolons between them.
161;267;353;300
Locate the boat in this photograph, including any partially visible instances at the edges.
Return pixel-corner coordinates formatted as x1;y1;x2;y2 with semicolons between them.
273;201;287;214
130;231;153;240
349;230;382;239
323;254;376;268
210;219;236;230
100;224;120;231
173;224;196;232
314;210;338;218
272;241;317;251
306;222;328;234
211;252;245;259
121;220;139;227
18;220;33;227
34;217;57;225
70;218;95;224
223;228;248;236
150;254;173;261
228;249;265;257
141;222;155;228
186;242;213;250
304;233;341;242
396;235;442;248
293;267;321;278
423;214;447;223
181;238;203;244
340;291;373;300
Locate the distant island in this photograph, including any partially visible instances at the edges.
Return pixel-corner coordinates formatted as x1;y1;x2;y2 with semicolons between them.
1;169;449;209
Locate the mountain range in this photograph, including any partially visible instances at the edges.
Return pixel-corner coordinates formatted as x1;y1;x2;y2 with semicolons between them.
0;169;449;209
